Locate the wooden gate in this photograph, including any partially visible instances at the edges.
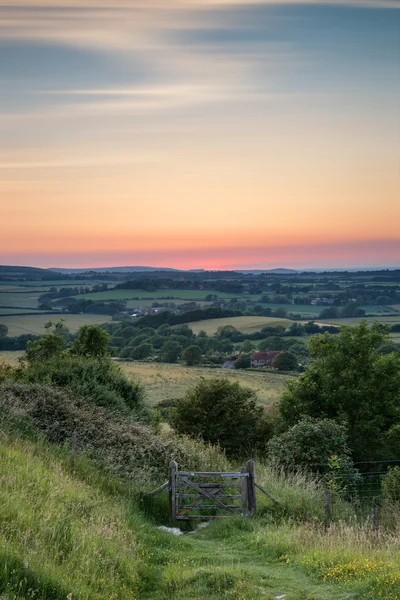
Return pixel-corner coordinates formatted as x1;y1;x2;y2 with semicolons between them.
169;460;257;520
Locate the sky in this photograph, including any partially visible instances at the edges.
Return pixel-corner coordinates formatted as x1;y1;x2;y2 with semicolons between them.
1;0;399;271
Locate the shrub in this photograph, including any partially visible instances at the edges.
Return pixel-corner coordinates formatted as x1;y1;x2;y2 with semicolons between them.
13;354;149;421
381;466;400;505
267;417;353;475
0;382;229;482
234;355;251;369
169;378;274;458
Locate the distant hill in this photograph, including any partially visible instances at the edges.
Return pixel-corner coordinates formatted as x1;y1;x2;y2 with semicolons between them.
235;268;298;274
49;266;181;274
0;265;69;281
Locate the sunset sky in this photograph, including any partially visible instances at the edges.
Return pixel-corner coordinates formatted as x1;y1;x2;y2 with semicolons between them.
1;0;399;270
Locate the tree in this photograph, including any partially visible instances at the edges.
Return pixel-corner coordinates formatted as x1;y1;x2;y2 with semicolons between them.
161;340;182;363
240;340;255;353
25;320;68;362
318;307;339;319
279;321;400;460
0;324;8;338
169;378;273;458
73;325;110;358
182;345;203;366
234;354;251;369
271;351;298;371
131;342;154;360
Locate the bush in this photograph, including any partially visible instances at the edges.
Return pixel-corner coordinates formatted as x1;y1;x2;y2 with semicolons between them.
0;382;229;483
13;354;149;421
267;418;353;475
381;466;400;505
169;378;274;458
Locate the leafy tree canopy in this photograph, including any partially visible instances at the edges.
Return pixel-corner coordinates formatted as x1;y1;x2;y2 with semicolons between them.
279;321;400;460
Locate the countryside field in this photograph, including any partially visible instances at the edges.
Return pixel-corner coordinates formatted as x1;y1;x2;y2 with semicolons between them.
0;314;112;337
120;360;294;407
188;316;293;335
71;289;238;302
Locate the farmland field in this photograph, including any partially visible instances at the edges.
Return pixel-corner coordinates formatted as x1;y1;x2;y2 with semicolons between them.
71;289;238;302
0;314;112;337
318;315;400;327
0;291;43;308
0;351;24;365
126;298;210;309
0;308;50;315
188;315;293;335
120;360;294;407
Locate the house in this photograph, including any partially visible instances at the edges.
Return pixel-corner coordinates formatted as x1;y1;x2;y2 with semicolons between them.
222;355;239;369
250;351;280;368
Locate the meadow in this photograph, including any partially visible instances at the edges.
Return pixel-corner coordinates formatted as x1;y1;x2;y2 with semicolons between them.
0;290;44;308
120;360;294;407
188;316;293;335
0;314;113;337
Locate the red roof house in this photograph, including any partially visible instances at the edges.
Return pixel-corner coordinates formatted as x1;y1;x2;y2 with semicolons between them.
250;351;280;367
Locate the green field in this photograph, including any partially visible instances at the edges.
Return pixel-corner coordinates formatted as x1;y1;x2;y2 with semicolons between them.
0;291;44;308
0;308;50;315
319;315;400;328
188;316;293;335
0;314;112;337
126;298;210;309
120;360;294;407
71;289;238;302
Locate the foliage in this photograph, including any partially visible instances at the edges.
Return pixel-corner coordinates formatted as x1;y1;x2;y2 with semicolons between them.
381;466;400;505
279;321;400;460
182;345;203;365
72;324;110;357
271;351;298;371
0;323;8;337
161;340;182;363
234;354;251;369
169;378;273;458
25;320;68;362
131;342;154;360
14;353;149;420
267;417;353;475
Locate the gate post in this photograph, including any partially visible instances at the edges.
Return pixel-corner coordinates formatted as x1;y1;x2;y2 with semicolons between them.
246;459;257;515
169;461;177;520
240;465;248;517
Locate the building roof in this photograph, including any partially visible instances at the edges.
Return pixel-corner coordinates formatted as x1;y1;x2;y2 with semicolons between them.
251;351;280;361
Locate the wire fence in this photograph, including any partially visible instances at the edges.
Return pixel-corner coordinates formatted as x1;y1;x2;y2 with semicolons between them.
310;459;400;526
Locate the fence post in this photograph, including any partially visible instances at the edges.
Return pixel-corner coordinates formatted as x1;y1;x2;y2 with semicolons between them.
240;466;248;517
246;460;257;516
324;489;331;526
372;504;380;535
70;431;77;468
169;461;177;521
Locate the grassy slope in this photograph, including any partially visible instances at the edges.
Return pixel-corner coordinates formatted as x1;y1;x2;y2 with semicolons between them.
120;361;294;407
188;316;293;335
3;437;399;600
71;289;237;302
0;314;112;337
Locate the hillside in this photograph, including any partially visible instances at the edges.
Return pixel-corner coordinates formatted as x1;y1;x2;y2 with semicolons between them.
1;419;400;599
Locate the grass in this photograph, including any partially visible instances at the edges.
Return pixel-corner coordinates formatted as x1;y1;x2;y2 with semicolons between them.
188;316;293;335
318;316;400;328
1;436;400;600
0;351;24;365
119;361;294;407
0;314;112;337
